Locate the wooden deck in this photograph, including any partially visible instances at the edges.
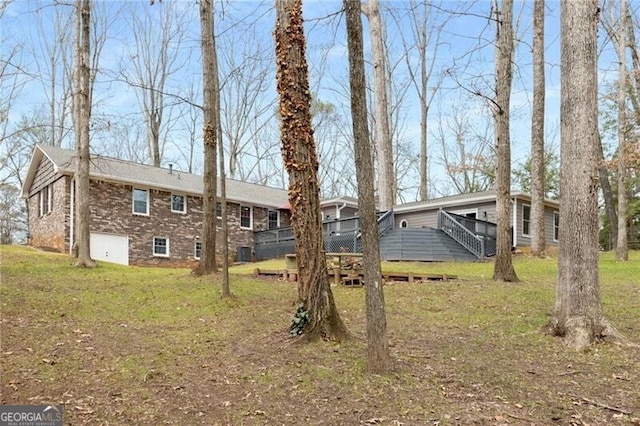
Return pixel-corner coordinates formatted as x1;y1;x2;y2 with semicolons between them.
254;268;456;285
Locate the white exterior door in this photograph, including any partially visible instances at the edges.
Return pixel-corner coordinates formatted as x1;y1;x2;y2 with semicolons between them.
90;233;129;265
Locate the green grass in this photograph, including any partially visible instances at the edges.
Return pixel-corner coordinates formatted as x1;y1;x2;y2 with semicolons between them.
1;245;639;425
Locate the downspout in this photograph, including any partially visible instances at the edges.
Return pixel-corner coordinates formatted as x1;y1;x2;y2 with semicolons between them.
335;202;348;234
512;197;517;248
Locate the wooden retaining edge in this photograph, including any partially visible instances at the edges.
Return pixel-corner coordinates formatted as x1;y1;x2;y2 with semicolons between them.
254;268;456;284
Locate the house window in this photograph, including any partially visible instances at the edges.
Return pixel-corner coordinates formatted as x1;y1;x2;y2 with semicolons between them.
47;184;54;213
38;190;45;217
216;202;222;218
399;219;408;228
522;204;531;236
553;212;559;242
268;210;279;229
240;206;252;229
153;237;169;257
133;188;149;215
171;194;186;213
194;241;202;260
38;186;53;217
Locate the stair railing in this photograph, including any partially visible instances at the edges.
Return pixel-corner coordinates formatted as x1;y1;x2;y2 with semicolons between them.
437;209;485;259
376;209;394;237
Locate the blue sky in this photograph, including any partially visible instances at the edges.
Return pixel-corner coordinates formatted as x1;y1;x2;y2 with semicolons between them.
1;0;626;200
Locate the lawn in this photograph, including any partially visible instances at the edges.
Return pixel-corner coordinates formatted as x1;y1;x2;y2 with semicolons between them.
1;245;639;425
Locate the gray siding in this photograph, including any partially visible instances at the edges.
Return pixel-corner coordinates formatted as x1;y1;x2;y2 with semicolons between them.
395;197;558;249
394;200;497;229
514;199;559;247
321;205;358;221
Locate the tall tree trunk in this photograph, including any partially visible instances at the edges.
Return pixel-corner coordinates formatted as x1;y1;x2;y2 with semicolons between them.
274;0;349;342
597;132;617;250
396;1;445;201
214;24;230;297
616;0;628;261
418;37;429;202
344;0;391;373
364;0;395;211
194;0;217;276
530;0;546;257
492;0;518;282
625;12;640;126
149;114;162;167
73;0;95;268
551;0;623;350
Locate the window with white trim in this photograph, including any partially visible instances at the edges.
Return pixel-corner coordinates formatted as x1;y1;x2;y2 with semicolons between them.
38;185;53;217
268;210;279;229
194;241;202;260
153;237;169;257
171;194;186;213
399;219;408;228
522;204;531;236
133;188;149;215
47;184;54;213
38;190;45;217
553;212;559;242
240;205;252;229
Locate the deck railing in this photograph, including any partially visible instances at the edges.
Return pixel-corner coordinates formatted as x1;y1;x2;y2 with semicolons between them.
437;210;486;259
445;212;497;257
254;210;395;258
376;209;394;237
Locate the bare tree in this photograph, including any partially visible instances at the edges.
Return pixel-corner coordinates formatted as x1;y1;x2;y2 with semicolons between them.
625;9;640;126
313;99;357;198
122;0;191;167
29;5;75;147
73;0;96;268
615;0;628;261
391;0;447;201
1;7;29;186
212;19;230;298
0;184;27;245
434;101;495;195
550;0;627;350
274;0;349;342
93;116;147;164
344;0;391;373
193;0;218;276
173;83;201;174
492;0;518;282
530;0;546;257
217;23;277;182
363;0;394;211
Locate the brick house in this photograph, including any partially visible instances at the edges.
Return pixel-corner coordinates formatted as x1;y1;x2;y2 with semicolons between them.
21;144;291;266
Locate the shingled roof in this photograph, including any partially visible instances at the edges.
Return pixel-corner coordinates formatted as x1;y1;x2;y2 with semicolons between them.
22;145;290;209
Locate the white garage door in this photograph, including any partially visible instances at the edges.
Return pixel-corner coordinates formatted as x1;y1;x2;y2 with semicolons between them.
90;233;129;265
